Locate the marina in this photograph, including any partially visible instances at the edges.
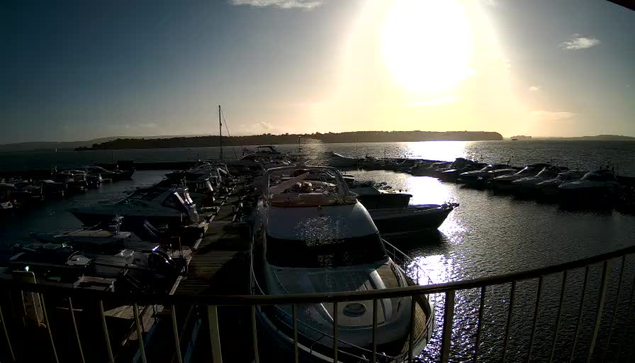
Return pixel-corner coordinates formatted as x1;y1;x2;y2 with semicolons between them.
1;142;635;362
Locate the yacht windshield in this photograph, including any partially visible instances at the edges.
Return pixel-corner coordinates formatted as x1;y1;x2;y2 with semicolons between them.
266;233;387;268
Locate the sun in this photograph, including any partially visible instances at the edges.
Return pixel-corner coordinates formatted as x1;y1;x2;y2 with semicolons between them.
381;0;474;96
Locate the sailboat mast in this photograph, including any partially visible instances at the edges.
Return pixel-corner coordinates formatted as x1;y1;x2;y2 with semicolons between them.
218;105;223;160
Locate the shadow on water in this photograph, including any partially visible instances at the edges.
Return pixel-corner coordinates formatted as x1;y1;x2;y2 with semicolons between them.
384;229;449;256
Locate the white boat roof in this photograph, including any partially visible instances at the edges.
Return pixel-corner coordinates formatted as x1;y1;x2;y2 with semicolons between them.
266;202;378;240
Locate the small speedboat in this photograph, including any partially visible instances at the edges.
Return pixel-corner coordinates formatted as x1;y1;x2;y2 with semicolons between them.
251;165;434;362
489;164;550;191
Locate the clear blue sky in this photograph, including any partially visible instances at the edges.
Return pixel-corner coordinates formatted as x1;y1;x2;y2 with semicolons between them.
1;0;634;143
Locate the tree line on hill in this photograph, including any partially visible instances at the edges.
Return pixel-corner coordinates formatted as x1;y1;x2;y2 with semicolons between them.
77;131;503;150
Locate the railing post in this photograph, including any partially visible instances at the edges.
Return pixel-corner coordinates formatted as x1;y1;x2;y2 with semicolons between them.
292;304;299;363
372;298;378;363
207;305;223;363
570;266;590;362
602;255;625;362
527;276;544;362
473;286;486;362
171;305;184;363
40;294;59;363
98;300;115;363
0;305;15;363
440;290;455;363
409;297;416;363
133;304;148;363
68;298;85;363
251;306;260;363
617;272;635;361
549;270;568;363
586;260;610;363
333;302;338;363
502;281;516;362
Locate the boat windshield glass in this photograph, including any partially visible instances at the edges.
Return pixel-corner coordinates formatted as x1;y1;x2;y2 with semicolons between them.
265;233;387;268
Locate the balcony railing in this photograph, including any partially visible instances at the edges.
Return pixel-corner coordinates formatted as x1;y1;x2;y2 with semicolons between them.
2;243;635;363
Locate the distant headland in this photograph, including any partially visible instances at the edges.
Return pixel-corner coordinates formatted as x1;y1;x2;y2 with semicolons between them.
77;131;503;151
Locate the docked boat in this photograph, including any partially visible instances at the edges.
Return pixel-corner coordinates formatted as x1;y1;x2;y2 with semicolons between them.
351;185;456;235
459;164;516;188
489;163;550;191
242;145;287;159
85;165;134;181
53;170;88;193
511;166;569;194
535;170;586;197
250;165;434;362
558;169;622;203
69;186;200;231
327;151;361;168
438;160;486;183
368;204;456;237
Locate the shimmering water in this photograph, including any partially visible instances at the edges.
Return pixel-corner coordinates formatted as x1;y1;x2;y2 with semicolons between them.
2;140;635;175
2;141;635;361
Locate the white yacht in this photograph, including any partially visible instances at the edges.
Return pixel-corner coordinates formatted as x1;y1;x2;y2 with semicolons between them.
250;165;434;362
511;166;569;194
535;170;586;196
558;169;622;201
489;163;550;191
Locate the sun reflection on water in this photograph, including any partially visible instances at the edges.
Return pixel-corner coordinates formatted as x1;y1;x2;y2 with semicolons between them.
405;141;469;161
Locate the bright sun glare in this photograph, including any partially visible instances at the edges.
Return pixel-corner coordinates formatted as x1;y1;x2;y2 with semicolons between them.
381;0;474;96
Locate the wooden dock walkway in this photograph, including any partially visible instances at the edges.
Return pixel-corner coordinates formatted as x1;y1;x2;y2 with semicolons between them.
174;199;251;297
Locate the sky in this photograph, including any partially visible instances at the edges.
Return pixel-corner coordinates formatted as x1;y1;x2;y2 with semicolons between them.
1;0;634;143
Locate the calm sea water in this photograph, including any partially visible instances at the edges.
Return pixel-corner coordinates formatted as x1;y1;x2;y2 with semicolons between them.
2;140;635;361
2;140;635;175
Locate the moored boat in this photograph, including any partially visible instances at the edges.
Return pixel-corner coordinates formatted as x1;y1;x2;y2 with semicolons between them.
250;165;434;362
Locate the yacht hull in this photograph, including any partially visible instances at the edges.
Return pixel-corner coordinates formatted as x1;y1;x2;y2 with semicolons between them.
369;205;454;236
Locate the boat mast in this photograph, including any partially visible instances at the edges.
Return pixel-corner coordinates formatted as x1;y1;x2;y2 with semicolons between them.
218;105;223;160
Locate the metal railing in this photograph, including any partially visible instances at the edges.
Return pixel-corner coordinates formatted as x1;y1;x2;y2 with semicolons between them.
2;244;635;362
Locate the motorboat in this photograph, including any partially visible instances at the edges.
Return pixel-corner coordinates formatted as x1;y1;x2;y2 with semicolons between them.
489;164;550;191
69;186;200;231
351;185;456;235
250;165;434;362
558;169;622;203
350;185;413;210
535;170;586;197
40;179;67;198
327;152;361;168
53;170;88;193
368;204;457;237
0;183;15;211
459;164;513;183
84;165;134;181
459;164;516;188
511;166;569;194
29;216;191;256
9;247;91;282
438;160;486;183
242;145;287;159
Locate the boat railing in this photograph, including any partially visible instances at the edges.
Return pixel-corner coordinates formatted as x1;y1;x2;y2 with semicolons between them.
3;244;635;363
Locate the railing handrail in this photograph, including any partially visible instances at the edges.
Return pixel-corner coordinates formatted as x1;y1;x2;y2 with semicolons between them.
3;243;635;305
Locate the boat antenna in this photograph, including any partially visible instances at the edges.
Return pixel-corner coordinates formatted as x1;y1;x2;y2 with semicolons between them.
218;105;223;161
